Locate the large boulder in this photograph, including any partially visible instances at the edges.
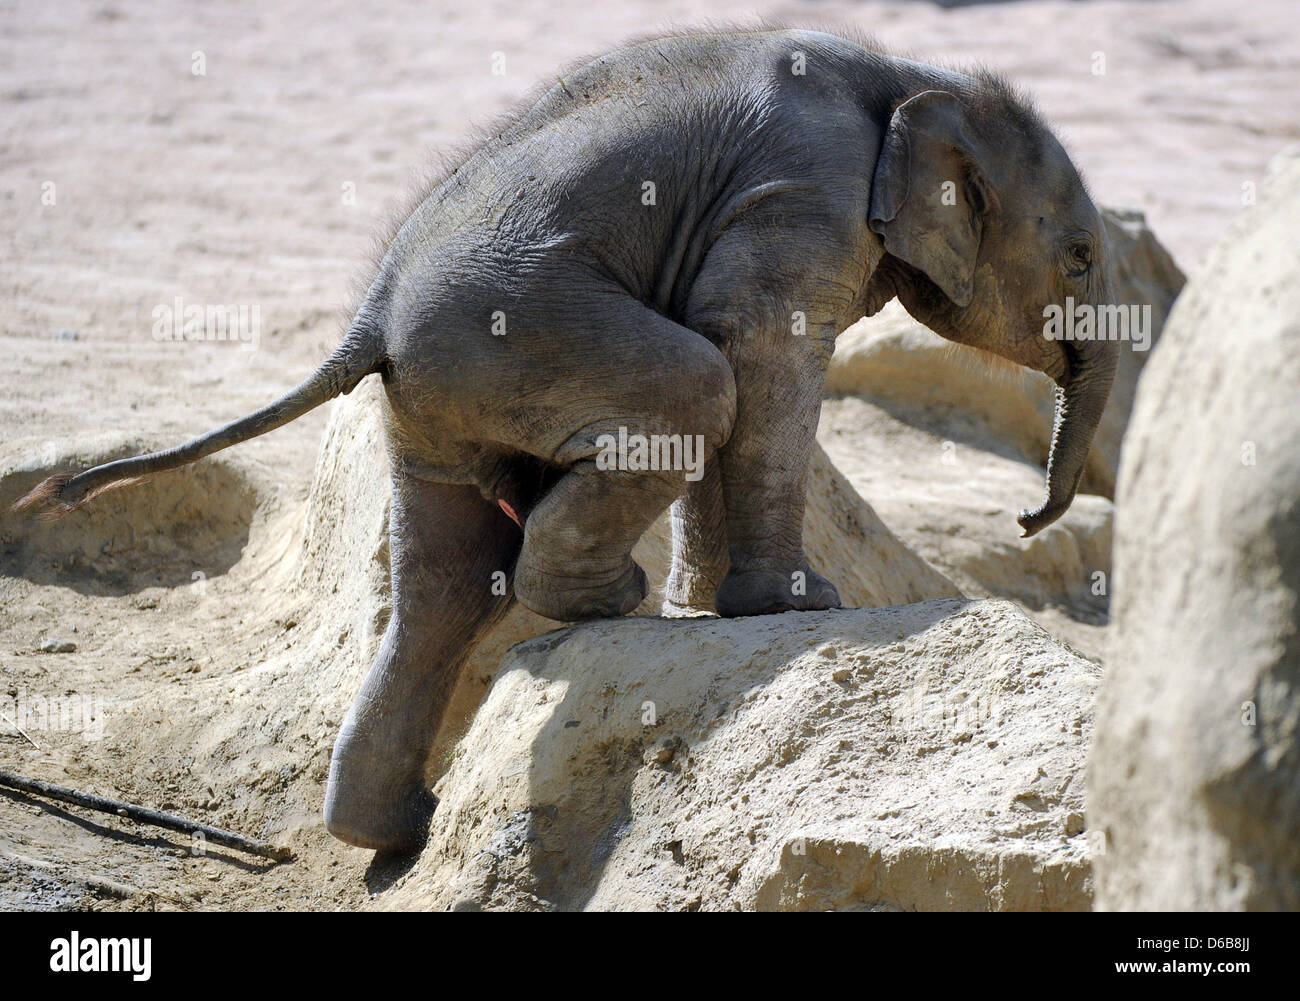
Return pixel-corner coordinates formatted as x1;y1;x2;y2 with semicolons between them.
380;598;1099;911
1089;148;1300;910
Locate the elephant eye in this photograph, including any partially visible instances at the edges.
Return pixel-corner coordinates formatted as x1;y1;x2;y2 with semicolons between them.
1066;242;1092;276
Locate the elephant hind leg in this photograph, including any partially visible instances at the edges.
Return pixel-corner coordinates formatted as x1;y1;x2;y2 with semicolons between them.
514;462;675;621
510;302;737;622
323;472;520;852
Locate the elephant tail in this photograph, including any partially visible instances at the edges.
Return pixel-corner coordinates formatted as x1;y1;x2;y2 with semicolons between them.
13;311;386;519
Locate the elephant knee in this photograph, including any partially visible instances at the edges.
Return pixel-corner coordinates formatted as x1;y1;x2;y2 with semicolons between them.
674;345;736;450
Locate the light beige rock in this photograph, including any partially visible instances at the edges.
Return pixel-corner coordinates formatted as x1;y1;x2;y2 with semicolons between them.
1090;148;1300;910
381;598;1099;911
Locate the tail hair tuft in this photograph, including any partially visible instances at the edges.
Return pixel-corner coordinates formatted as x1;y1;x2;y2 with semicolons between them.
10;472;146;520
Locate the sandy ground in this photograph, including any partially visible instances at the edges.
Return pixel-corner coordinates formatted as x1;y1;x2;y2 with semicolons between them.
1;0;1297;910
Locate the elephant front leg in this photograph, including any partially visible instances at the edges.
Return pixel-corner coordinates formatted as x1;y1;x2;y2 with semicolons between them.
711;335;841;618
663;458;729;615
681;201;875;617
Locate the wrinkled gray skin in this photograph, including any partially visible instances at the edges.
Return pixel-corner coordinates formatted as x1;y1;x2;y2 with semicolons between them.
18;29;1116;851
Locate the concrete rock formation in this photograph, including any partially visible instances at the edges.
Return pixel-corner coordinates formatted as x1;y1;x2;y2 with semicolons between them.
380;599;1098;911
1090;148;1300;910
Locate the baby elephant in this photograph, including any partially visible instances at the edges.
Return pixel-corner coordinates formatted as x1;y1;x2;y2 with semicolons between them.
18;28;1117;851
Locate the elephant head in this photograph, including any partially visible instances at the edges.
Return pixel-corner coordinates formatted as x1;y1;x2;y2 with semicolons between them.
868;84;1118;538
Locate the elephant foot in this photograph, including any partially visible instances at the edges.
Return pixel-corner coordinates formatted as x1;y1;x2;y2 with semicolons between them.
324;784;434;853
323;778;434;852
661;597;716;618
663;564;724;618
514;555;648;621
323;727;435;852
714;565;841;618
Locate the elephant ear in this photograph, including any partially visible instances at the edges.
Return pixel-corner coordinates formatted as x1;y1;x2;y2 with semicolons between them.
869;90;996;308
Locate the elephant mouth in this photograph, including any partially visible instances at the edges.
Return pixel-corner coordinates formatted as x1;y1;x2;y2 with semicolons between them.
1052;339;1076;388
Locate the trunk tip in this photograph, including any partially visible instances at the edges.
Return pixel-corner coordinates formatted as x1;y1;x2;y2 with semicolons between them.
1017;503;1067;538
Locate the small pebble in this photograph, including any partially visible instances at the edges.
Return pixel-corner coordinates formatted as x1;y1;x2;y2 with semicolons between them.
653;736;680;764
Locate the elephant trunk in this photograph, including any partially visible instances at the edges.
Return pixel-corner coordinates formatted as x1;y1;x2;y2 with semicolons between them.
1017;335;1118;538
